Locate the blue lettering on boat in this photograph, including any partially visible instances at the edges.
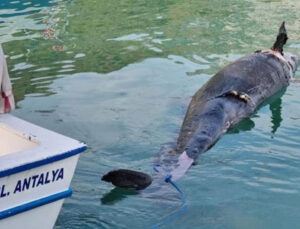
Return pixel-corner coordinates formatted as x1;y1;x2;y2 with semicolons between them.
0;185;7;198
31;174;39;188
14;181;21;194
45;172;50;184
57;168;64;181
52;169;59;182
37;173;44;187
4;168;65;196
22;177;31;191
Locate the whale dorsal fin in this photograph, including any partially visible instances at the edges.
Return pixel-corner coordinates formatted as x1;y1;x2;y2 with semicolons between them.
271;21;288;54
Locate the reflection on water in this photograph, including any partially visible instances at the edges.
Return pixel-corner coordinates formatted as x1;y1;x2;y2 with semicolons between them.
1;0;69;102
101;188;138;205
270;97;283;134
230;90;285;135
2;0;300;102
228;117;255;134
2;0;300;228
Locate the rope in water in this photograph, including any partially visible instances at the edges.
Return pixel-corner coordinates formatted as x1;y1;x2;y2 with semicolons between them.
151;165;187;229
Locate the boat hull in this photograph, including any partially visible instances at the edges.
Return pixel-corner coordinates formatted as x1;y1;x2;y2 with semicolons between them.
0;114;86;228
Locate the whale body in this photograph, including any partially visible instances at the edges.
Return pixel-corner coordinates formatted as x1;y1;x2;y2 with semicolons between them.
102;22;298;190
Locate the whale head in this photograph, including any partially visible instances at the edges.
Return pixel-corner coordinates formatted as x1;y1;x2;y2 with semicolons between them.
283;52;298;73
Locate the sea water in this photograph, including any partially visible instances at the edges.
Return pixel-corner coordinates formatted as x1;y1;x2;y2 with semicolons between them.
1;0;300;228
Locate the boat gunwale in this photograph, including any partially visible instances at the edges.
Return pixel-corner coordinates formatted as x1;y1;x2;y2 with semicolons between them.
0;145;86;178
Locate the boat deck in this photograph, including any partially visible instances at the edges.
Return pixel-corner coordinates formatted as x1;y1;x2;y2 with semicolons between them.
0;123;38;157
0;114;86;175
0;114;86;228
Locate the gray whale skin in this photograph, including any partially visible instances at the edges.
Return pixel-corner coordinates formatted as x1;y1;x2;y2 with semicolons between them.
102;22;298;190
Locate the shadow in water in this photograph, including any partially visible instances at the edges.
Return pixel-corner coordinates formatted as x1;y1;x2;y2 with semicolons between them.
101;187;138;205
228;117;256;134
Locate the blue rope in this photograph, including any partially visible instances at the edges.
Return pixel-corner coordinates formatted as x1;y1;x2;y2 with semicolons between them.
151;166;187;229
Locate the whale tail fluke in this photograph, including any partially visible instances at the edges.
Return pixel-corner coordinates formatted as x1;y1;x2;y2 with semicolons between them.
102;169;152;190
271;21;288;54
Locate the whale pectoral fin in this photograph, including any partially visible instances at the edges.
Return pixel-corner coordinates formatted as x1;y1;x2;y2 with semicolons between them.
271;21;288;54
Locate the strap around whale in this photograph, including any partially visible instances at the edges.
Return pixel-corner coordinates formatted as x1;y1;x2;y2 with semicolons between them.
216;90;255;106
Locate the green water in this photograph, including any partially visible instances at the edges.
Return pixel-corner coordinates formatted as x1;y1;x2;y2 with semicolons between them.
1;0;300;228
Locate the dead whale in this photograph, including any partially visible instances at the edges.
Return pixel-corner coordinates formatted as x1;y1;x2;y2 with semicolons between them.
102;22;298;190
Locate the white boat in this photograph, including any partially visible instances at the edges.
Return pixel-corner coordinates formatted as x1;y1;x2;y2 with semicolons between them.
0;114;86;229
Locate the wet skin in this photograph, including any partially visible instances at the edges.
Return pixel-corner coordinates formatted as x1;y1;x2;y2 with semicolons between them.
102;23;298;190
102;51;298;190
177;52;297;160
